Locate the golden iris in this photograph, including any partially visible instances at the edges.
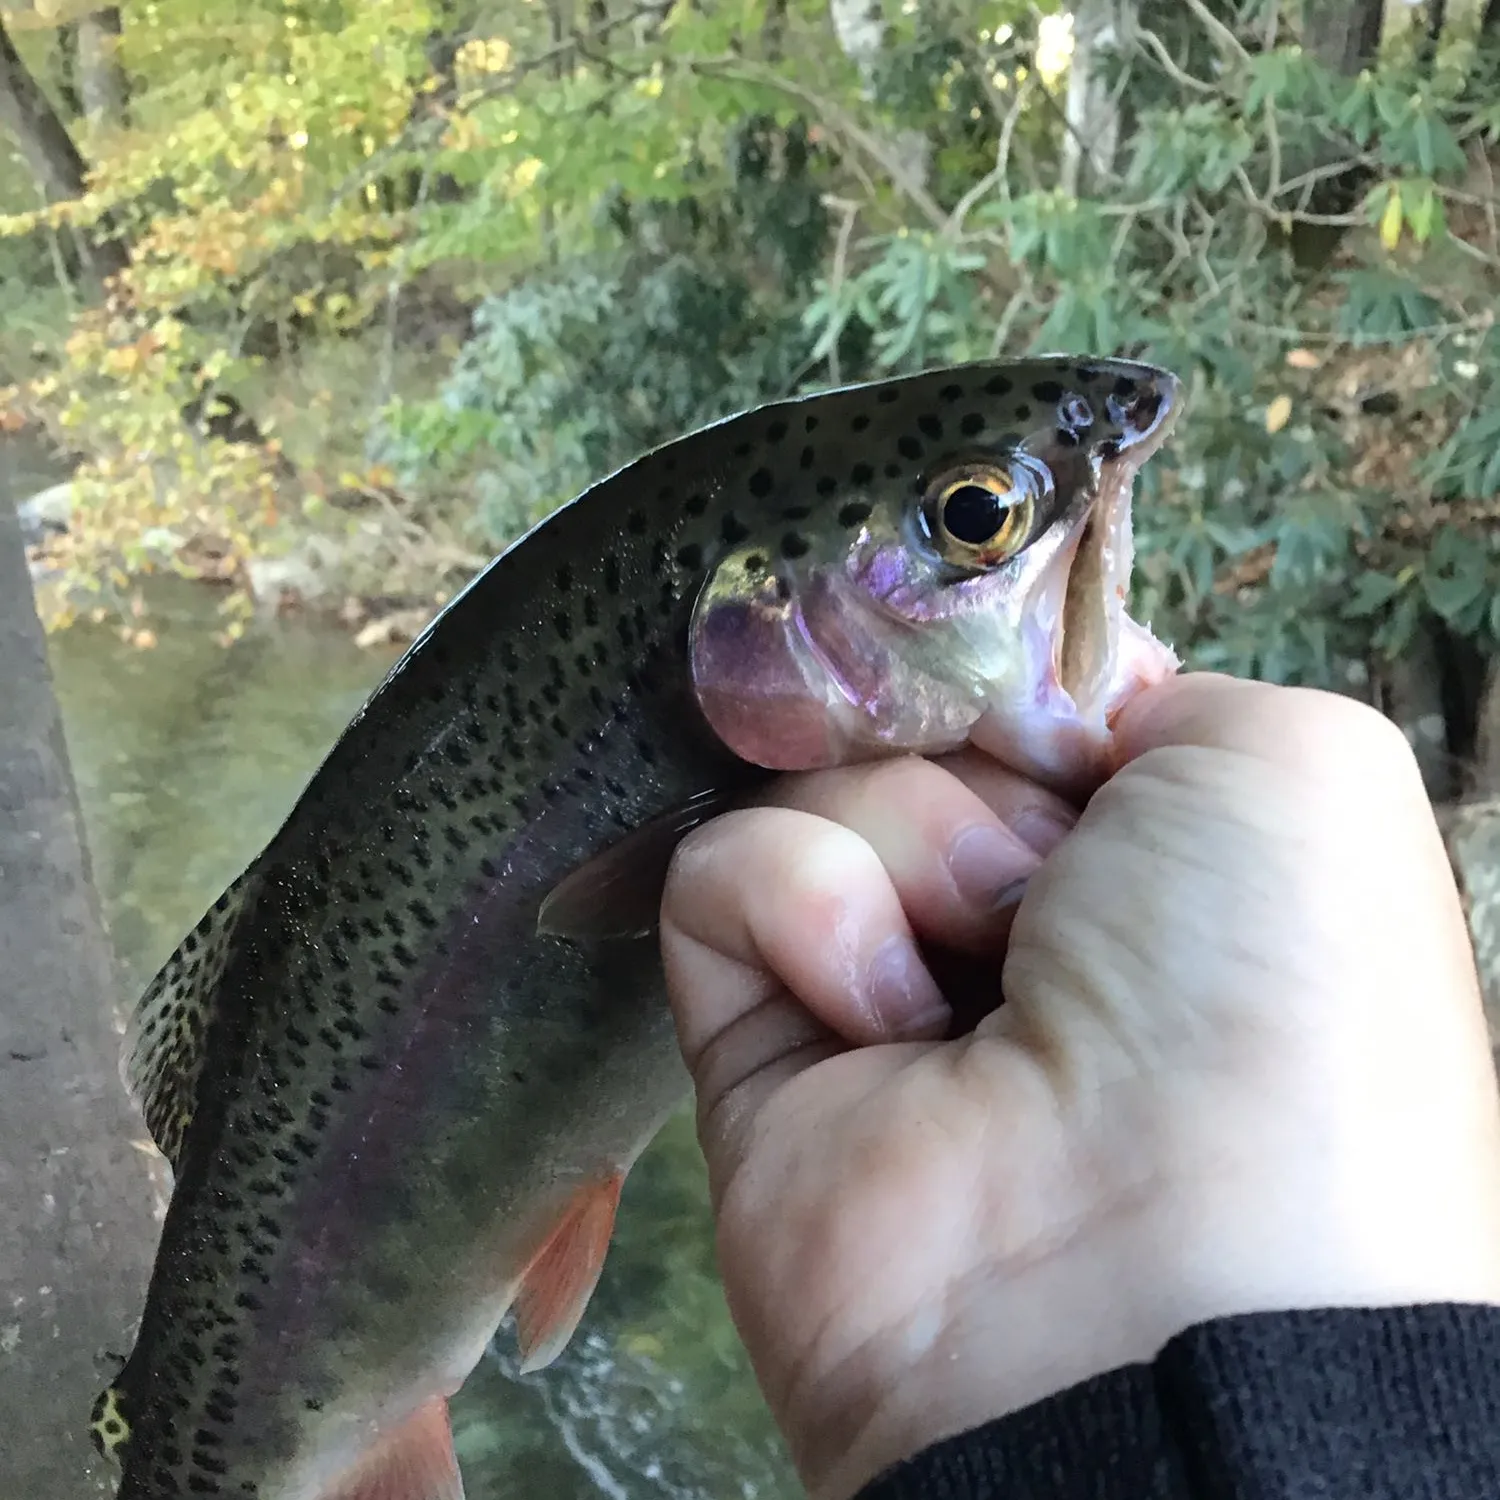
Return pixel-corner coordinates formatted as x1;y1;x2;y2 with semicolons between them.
923;464;1035;568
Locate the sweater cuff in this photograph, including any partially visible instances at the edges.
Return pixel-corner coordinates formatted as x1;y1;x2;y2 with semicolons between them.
854;1304;1500;1500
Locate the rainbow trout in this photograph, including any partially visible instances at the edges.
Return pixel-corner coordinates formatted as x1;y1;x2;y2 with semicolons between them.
94;357;1182;1500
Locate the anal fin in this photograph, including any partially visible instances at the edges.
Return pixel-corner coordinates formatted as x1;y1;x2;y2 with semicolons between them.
514;1172;625;1374
327;1397;463;1500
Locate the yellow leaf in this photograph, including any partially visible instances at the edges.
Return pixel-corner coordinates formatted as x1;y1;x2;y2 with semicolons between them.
1264;394;1293;434
1379;189;1403;251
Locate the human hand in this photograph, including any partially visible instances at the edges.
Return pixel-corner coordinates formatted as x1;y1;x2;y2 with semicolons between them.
660;673;1500;1500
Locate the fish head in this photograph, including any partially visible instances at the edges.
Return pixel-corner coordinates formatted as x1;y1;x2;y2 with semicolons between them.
688;356;1183;790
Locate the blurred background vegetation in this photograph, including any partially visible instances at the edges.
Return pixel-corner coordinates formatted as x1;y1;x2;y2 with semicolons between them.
6;2;1500;1493
2;0;1499;792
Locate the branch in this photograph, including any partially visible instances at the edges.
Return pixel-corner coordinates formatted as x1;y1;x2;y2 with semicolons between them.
1180;0;1251;62
688;57;949;230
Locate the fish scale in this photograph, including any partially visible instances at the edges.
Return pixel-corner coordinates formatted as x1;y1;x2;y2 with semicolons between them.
96;356;1183;1500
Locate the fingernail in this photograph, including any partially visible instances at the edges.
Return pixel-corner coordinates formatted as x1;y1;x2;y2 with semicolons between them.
948;824;1038;912
866;936;950;1041
1011;807;1076;857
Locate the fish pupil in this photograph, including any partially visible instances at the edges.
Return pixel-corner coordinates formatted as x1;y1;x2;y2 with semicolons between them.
943;484;1007;544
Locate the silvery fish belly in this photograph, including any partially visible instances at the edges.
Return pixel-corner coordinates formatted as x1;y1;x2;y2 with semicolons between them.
93;356;1183;1500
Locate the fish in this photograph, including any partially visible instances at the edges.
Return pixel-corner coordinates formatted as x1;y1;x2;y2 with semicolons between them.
91;355;1183;1500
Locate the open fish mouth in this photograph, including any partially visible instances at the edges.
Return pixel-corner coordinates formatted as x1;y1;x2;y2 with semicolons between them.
1040;455;1175;725
967;369;1184;787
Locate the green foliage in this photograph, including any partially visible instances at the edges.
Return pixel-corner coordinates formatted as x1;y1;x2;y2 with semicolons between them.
3;0;1500;701
378;249;809;544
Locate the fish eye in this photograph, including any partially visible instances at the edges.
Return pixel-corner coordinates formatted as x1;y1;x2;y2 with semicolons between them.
921;463;1035;569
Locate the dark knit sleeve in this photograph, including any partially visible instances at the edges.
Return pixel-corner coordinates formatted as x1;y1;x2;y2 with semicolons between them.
855;1304;1500;1499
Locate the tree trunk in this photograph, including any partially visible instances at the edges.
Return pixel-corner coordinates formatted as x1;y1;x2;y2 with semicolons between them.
1302;0;1385;76
0;14;127;278
77;8;127;129
1061;0;1133;197
0;15;91;204
1281;0;1386;269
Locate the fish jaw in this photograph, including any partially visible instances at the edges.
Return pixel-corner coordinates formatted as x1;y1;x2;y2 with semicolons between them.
967;451;1180;789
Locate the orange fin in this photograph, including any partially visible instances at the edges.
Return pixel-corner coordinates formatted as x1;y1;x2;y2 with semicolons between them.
514;1172;625;1374
327;1397;463;1500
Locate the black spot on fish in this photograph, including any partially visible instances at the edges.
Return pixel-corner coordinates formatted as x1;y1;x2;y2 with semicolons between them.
940;382;963;402
804;413;819;433
721;513;750;545
918;414;943;442
1113;375;1137;398
744;553;766;576
627;511;647;536
851;413;870;433
183;933;199;955
305;1398;324;1413
885;462;902;479
1032;380;1064;404
676;542;703;571
781;532;809;559
1014;404;1031;422
500;640;520;673
897;435;923;462
553;610;573;642
984;373;1013;396
816;475;838;497
960;411;986;437
838;502;871;528
582;593;599;627
685;492;707;517
766;418;788;442
783;504;811;521
554;563;574;593
748;468;774;498
878;388;900;405
851;461;874;485
800;445;815;469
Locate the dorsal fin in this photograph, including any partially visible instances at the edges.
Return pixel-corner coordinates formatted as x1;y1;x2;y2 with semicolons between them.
122;868;263;1169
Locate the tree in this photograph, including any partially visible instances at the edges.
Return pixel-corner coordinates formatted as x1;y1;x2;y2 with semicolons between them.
76;8;127;129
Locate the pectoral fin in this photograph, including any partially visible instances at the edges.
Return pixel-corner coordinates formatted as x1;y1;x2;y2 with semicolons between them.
537;790;738;942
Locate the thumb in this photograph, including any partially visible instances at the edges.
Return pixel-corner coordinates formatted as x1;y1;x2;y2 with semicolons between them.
659;803;951;1195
